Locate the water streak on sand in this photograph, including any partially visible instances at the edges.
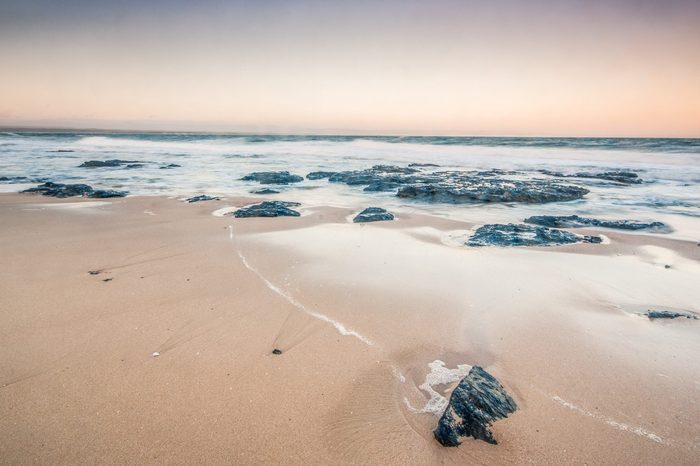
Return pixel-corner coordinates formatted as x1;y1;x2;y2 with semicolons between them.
552;395;664;444
229;227;374;346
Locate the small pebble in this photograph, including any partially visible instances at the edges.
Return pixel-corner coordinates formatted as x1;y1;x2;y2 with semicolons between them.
272;349;282;355
152;352;160;357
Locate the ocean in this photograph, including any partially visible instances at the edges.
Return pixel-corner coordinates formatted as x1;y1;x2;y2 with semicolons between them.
1;132;699;238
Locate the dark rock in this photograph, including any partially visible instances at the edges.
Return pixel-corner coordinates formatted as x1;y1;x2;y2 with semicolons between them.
78;159;139;168
124;163;145;169
233;201;301;218
434;366;517;446
159;163;181;169
90;189;128;198
646;310;698;320
251;188;280;195
408;163;440;168
50;149;75;153
541;170;643;185
306;171;337;180
353;207;395;223
241;171;304;184
23;182;94;198
0;176;28;183
524;215;667;231
186;195;220;203
397;181;588;204
315;165;588;204
22;182;127;198
272;349;283;355
466;223;602;247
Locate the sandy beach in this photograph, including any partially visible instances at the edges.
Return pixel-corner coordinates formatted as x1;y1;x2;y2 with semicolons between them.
1;193;698;465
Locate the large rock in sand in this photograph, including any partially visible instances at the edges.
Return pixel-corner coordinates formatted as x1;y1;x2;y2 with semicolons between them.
233;201;301;218
434;366;517;446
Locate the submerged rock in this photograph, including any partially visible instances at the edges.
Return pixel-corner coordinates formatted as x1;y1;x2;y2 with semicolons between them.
90;189;129;198
22;182;127;198
408;163;440;168
466;223;602;247
524;215;667;231
434;366;517;446
251;188;280;195
646;310;698;320
397;181;588;204
0;176;28;183
306;171;337;180
78;159;139;168
186;195;220;203
541;170;643;185
160;163;181;169
353;207;394;223
241;171;304;184
233;201;301;218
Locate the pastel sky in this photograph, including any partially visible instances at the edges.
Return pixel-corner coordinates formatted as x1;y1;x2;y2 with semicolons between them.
1;0;699;136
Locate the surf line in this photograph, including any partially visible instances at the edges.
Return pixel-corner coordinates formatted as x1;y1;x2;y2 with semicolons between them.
228;225;375;347
551;395;665;444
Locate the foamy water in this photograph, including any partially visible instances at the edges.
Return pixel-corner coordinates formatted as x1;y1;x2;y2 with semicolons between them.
2;132;699;237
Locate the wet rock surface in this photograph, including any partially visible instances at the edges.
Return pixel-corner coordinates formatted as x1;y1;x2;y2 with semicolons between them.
160;163;181;169
353;207;395;223
0;176;29;183
241;171;304;184
313;165;589;204
524;215;667;231
78;159;139;168
466;223;602;247
22;182;128;198
233;201;301;218
306;171;337;180
397;180;588;204
434;366;517;446
541;170;643;185
645;310;698;320
251;188;280;195
186;195;220;203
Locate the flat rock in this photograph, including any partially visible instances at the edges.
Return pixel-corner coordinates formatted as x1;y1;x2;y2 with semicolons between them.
466;223;602;247
0;176;28;183
353;207;394;223
645;310;698;320
186;195;220;203
306;171;337;180
525;215;666;231
541;169;643;185
22;182;127;198
251;188;280;195
78;159;139;168
241;171;304;184
408;163;440;168
160;163;181;169
434;366;517;446
233;201;301;218
398;180;588;204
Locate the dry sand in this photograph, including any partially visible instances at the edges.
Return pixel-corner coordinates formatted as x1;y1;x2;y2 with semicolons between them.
0;193;699;465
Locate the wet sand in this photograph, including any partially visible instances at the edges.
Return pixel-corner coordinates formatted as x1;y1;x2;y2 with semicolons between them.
1;193;699;465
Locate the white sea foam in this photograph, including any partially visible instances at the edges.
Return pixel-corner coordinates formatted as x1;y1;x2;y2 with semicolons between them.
552;395;664;444
416;360;471;415
233;236;374;347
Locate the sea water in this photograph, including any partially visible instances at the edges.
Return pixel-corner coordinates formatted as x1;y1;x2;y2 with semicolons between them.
1;132;699;238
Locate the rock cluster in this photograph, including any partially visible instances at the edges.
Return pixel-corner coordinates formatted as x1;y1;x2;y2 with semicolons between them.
22;182;128;198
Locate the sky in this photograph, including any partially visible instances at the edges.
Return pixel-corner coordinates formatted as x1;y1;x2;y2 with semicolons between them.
1;0;699;137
